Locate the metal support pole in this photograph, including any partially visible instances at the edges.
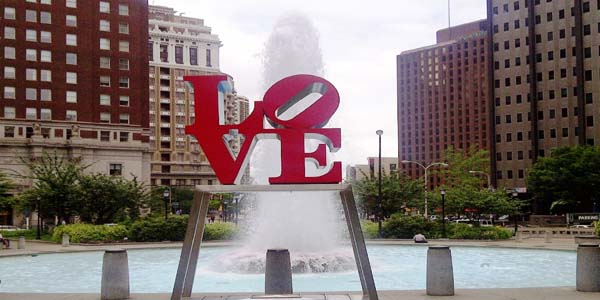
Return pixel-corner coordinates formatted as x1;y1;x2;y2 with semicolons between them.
424;168;428;219
377;133;383;238
441;192;446;238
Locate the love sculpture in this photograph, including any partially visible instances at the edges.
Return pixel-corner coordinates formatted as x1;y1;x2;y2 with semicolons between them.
171;75;378;300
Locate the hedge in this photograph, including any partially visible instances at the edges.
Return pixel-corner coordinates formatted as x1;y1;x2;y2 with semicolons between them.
128;215;238;242
52;224;128;243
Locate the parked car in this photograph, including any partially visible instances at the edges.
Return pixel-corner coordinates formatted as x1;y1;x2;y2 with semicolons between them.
571;224;591;229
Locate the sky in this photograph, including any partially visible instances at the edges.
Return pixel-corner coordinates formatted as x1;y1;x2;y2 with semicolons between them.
155;0;487;168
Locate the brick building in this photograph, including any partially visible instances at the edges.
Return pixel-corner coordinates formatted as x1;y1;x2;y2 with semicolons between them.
0;0;150;225
397;20;490;190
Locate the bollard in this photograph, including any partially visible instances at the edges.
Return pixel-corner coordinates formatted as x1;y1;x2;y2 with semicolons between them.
18;236;26;249
544;231;552;243
101;249;130;300
426;246;454;296
576;244;600;292
62;234;70;247
265;249;293;294
515;231;522;242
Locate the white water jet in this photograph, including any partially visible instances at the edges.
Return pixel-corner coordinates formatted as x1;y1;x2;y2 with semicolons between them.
211;12;354;274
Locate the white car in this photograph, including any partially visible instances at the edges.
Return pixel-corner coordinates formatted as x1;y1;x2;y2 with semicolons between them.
571;225;591;229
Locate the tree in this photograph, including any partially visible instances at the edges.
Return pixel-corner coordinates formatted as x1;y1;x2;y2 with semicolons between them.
437;145;490;189
0;171;15;211
353;171;423;218
527;146;600;214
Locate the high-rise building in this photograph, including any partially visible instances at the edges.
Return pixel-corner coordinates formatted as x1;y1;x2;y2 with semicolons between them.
346;157;399;183
147;6;249;187
0;0;150;225
397;20;490;190
488;0;600;195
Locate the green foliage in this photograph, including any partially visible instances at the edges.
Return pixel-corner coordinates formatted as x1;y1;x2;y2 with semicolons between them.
447;223;512;240
437;146;490;189
52;224;128;243
381;215;441;239
361;221;379;239
528;146;600;214
353;171;423;218
0;230;52;241
428;187;522;217
594;221;600;237
128;215;238;242
0;171;14;211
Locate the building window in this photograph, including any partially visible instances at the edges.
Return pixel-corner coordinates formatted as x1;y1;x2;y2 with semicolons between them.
40;11;51;24
40;89;51;101
40;108;52;120
26;88;37;100
4;126;15;138
4;86;16;99
119;23;129;34
66;72;77;84
119;76;129;88
66;53;77;65
109;163;122;176
119;113;129;124
100;20;110;32
66;110;77;121
148;42;153;61
99;1;110;13
101;131;111;142
66;34;77;46
118;4;129;16
4;7;16;20
4;27;16;40
189;47;198;65
4;67;16;79
119;132;129;142
175;46;183;64
100;94;111;106
206;49;212;67
40;31;51;43
40;70;51;82
119;96;129;107
160;44;168;62
66;15;77;27
66;0;76;8
26;108;37;120
100;57;110;69
40;50;51;62
66;91;77;103
100;38;110;50
26;68;37;81
4;47;15;59
4;107;15;119
100;112;111;123
26;29;37;42
119;41;129;52
26;10;37;22
100;76;111;87
119;58;129;70
587;116;594;127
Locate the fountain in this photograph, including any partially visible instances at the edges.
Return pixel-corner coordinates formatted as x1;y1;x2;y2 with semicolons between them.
209;12;355;275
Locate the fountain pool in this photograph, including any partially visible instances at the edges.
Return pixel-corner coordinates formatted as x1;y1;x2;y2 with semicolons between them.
0;245;574;293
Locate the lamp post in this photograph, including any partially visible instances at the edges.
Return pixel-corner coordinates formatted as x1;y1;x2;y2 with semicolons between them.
440;188;446;238
376;129;383;238
401;160;449;219
163;188;171;220
468;170;492;191
36;196;41;240
512;190;519;236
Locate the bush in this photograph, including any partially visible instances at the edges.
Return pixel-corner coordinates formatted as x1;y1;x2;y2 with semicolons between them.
361;221;379;239
594;221;600;237
0;229;37;239
52;224;128;243
448;223;512;240
128;215;238;242
381;215;442;239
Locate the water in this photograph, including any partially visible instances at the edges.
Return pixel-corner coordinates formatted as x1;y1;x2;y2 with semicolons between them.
0;245;575;293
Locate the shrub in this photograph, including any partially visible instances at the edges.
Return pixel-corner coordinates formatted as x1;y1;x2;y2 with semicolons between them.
52;224;128;243
128;215;238;242
448;223;512;240
381;215;441;239
0;229;37;239
361;221;379;239
594;221;600;237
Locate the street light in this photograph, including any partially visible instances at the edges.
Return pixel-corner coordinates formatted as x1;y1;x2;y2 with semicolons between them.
401;160;449;219
163;188;171;220
440;188;446;238
468;170;492;190
512;190;519;236
376;129;383;238
36;196;41;240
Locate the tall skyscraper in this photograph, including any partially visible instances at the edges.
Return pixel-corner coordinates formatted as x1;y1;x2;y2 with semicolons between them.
147;5;249;187
488;0;600;196
397;20;490;189
0;0;150;186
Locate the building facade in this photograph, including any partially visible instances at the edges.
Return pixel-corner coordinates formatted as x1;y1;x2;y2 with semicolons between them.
346;157;399;183
488;0;600;193
0;0;150;225
148;5;249;187
397;20;490;190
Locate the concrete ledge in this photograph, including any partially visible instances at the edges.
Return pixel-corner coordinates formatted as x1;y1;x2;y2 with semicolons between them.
1;287;600;300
